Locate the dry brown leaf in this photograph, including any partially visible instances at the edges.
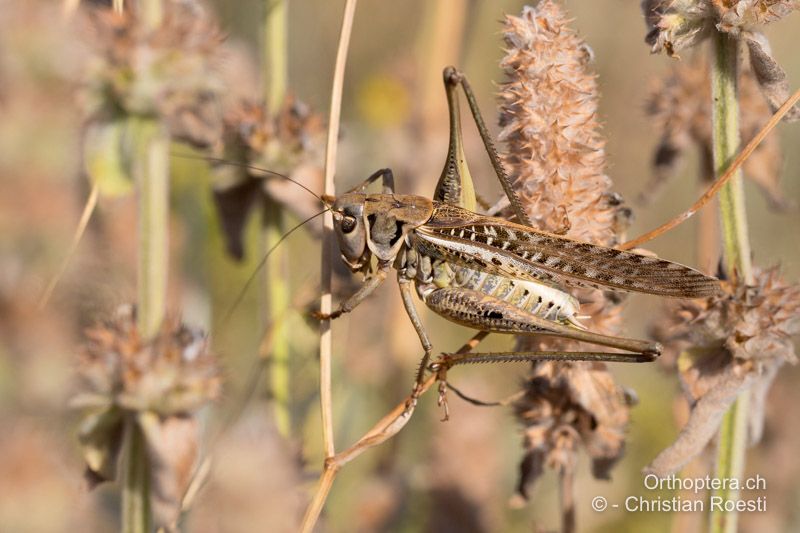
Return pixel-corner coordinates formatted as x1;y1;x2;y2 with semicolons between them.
744;31;800;121
139;412;199;530
646;364;753;476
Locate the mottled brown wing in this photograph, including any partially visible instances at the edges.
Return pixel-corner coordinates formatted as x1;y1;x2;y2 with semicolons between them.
416;203;720;298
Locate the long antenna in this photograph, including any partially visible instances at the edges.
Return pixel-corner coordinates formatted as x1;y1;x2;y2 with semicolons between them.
214;208;329;333
171;152;331;207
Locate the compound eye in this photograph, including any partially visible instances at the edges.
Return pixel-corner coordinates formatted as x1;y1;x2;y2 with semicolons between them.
341;215;357;234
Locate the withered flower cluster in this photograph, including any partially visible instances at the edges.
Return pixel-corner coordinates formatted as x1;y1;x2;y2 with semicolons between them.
81;1;326;260
644;56;789;209
648;268;800;474
642;0;800;120
498;0;634;503
640;0;800;477
512;362;634;500
213;96;325;259
74;305;220;528
83;0;225;148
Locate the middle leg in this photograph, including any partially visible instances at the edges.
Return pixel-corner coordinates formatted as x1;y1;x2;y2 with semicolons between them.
396;275;433;396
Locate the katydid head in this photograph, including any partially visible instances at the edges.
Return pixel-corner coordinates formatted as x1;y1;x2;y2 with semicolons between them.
332;193;433;271
332;193;368;269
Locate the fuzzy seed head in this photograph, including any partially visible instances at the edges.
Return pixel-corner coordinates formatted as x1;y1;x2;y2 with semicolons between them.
211;95;325;260
513;362;635;500
646;267;799;475
221;95;324;175
74;306;220;527
499;2;624;247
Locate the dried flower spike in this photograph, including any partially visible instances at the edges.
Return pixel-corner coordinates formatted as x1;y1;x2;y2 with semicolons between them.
499;2;624;246
512;362;635;500
74;305;220;528
499;0;634;504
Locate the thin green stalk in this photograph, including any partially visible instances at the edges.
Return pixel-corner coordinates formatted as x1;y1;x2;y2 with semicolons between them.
265;0;288;112
709;31;753;533
263;0;291;437
126;4;164;531
135;120;170;341
122;419;152;533
128;118;169;533
263;202;290;436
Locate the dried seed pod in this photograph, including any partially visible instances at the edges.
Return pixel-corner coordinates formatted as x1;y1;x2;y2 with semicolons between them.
513;362;634;501
642;0;713;57
642;0;798;55
656;266;799;367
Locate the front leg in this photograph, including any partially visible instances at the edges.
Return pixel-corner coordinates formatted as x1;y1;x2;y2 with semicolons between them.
314;262;390;320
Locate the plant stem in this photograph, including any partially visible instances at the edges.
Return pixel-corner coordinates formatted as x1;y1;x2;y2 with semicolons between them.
559;468;575;533
713;37;753;286
135;120;170;341
265;0;288;113
122;417;152;533
129;119;168;532
130;115;169;532
262;0;292;438
302;1;357;530
417;0;467;139
37;184;99;309
126;4;164;531
319;0;358;461
263;204;290;435
709;31;753;533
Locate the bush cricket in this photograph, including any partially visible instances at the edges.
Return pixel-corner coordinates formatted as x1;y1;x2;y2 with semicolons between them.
311;67;720;400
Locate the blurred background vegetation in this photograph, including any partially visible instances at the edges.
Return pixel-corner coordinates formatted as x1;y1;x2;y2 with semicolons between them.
0;0;798;531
